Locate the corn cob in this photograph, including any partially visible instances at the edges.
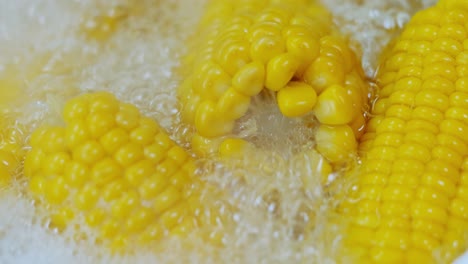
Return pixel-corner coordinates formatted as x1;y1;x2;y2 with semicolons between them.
24;92;227;252
341;1;468;262
178;0;369;164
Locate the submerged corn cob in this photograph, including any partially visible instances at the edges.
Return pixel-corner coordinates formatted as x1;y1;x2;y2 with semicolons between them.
24;92;227;251
341;1;468;262
178;0;369;164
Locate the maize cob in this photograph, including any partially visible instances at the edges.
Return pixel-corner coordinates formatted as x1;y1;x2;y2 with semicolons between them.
178;0;369;164
24;92;228;252
341;1;468;263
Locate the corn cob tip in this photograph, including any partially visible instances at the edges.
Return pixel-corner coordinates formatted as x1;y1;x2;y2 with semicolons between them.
178;0;370;165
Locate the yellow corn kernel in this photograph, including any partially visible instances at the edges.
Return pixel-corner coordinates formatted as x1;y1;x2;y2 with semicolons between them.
125;207;154;233
99;219;120;240
143;143;167;164
64;161;89;188
100;127;129;154
277;82;317;117
449;92;468;108
375;117;406;134
88;91;120;114
314;85;355;125
73;140;106;165
153;186;181;215
111;190;140;219
41;127;67;154
191;134;224;157
153;132;172;150
422;75;455;95
63;96;90;123
138;223;164;244
166;147;187;166
304;56;345;94
42;152;71;175
265;53;299;91
91;158;122;186
412;106;444;125
51;208;75;231
24;92;228;252
195;101;234;138
214;38;250;76
321;35;357;73
218;138;251;158
159;202;188;229
87;112;116;138
100;179;128;202
250;34;285;63
156;159;179;180
138;173;170;200
232;61;265;96
370;248;405;263
170;171;191;190
193;61;231;101
315;124;357;164
29;174;47;196
286;34;320;76
45;177;69;205
413;219;445;240
341;2;468;263
130;125;157;146
116;103;140;131
74;184;100;211
65;120;91;149
216;87;251;120
415;90;449;111
441;119;468;142
375;228;410;249
114;142;144;167
125;160;155;187
385;104;412;120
